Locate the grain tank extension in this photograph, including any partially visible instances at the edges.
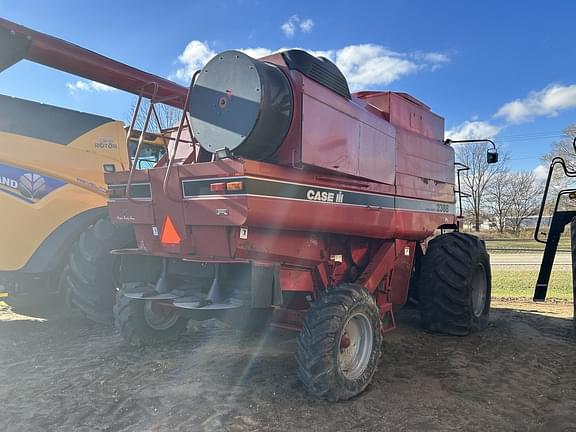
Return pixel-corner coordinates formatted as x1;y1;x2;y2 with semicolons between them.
107;50;493;401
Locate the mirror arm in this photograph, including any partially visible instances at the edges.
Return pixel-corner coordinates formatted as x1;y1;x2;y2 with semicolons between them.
444;138;496;150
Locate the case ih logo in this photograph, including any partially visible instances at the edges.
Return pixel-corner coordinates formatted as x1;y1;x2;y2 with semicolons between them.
306;189;345;203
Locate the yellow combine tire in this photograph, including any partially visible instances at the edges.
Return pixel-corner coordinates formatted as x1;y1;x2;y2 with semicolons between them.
63;217;134;324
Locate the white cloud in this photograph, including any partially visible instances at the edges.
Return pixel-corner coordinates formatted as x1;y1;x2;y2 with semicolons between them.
495;84;576;124
281;22;295;37
281;15;314;38
238;47;273;58
445;120;502;140
281;15;298;37
449;83;576;145
300;18;314;33
414;51;451;71
172;41;450;91
174;40;216;81
333;44;418;89
532;164;548;180
66;80;116;93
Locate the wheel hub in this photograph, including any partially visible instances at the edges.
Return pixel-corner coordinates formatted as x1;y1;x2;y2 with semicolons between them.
338;312;373;380
143;300;179;330
340;335;351;349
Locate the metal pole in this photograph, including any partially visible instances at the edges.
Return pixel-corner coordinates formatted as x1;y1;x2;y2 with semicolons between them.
571;217;576;324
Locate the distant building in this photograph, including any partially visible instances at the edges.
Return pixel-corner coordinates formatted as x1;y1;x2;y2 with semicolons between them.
460;219;496;231
460;215;552;232
504;215;551;230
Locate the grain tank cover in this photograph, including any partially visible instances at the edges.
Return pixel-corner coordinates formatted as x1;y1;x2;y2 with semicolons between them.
188;50;293;160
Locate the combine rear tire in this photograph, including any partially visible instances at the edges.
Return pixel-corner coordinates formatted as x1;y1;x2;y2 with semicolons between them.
64;217;134;324
296;283;382;401
419;232;491;335
114;283;189;346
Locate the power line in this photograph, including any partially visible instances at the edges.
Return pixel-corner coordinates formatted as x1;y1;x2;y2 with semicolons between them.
498;130;563;138
496;135;562;143
508;156;542;161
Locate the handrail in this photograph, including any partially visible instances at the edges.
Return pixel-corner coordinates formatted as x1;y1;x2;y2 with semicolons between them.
162;70;200;199
125;82;161;202
454;162;470;219
534;137;576;244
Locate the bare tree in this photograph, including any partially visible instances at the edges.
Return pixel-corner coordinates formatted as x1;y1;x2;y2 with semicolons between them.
541;125;576;169
485;170;513;233
127;99;182;132
507;171;543;232
539;125;576;212
456;143;509;231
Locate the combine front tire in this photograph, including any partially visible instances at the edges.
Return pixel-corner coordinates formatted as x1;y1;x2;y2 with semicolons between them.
114;283;188;346
296;283;382;401
64;217;134;324
419;232;491;335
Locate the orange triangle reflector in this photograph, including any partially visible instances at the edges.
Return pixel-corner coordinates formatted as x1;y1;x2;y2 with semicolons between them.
161;215;181;245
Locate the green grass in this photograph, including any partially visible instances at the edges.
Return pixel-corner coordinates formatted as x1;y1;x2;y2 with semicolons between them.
484;238;572;253
492;269;572;299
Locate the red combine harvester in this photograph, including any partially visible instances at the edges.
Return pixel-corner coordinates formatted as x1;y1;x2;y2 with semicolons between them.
106;50;496;400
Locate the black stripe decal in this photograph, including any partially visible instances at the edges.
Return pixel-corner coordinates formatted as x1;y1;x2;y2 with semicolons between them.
181;177;455;214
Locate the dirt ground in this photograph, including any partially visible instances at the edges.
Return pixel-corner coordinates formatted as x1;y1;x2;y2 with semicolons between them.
1;300;575;432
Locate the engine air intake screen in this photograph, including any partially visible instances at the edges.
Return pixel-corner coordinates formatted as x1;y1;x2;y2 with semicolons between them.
188;50;293;161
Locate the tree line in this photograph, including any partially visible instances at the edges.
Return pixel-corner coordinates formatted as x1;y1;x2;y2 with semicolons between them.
456;125;576;232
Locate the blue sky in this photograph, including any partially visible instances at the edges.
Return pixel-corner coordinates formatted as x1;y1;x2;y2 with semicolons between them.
1;0;575;175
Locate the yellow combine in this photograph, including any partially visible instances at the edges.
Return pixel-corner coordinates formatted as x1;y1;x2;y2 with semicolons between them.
0;18;187;321
0;94;165;320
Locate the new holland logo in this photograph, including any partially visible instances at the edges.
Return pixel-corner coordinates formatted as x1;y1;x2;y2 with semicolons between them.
0;163;66;203
19;173;47;200
306;189;345;203
0;176;18;189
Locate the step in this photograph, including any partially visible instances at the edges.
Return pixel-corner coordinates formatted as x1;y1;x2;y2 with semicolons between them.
173;298;244;310
123;292;180;300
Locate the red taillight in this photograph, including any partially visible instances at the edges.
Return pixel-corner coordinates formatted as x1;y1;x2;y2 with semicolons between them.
108;185;127;199
210;182;226;193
